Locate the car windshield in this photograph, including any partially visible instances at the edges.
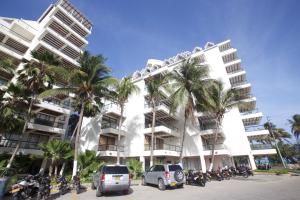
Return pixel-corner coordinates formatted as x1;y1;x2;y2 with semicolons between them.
104;166;129;174
168;165;182;171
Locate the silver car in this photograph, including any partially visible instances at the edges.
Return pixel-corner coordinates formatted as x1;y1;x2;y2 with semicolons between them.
142;164;185;190
91;165;131;197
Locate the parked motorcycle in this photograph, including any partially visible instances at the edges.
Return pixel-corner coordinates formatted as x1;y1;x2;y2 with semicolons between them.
208;170;222;181
230;166;249;178
57;176;69;195
11;175;39;200
73;173;81;194
37;175;51;200
221;169;231;180
185;170;206;187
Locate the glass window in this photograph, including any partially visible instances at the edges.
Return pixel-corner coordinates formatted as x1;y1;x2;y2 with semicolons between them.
168;165;182;171
154;165;165;172
103;166;129;174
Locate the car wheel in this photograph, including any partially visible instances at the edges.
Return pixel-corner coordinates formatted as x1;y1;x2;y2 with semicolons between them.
158;179;166;191
96;186;102;197
177;183;184;188
91;182;96;190
141;177;147;186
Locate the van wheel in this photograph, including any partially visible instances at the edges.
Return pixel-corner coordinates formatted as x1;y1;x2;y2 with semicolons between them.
142;177;147;186
158;179;166;191
96;186;102;197
91;182;96;190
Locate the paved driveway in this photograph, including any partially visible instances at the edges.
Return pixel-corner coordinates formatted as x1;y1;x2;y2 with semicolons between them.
6;175;300;200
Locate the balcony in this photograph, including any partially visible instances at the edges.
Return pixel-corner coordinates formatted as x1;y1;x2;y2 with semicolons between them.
144;101;175;121
198;119;224;138
28;119;65;135
245;125;269;138
241;111;263;126
0;138;43;155
102;103;122;119
202;144;230;155
143;121;180;138
144;143;181;157
98;144;124;157
203;144;226;150
222;50;238;64
101;121;126;137
250;144;277;155
218;40;231;52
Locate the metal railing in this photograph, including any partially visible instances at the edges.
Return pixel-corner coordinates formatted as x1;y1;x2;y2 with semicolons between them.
42;97;71;109
199;122;218;131
98;144;124;152
0;138;42;150
144;143;182;152
144;100;170;109
0;23;31;43
235;94;254;101
240;108;259;115
203;144;226;150
31;118;64;129
251;144;273;150
227;68;244;75
145;121;179;132
245;125;266;132
231;81;248;87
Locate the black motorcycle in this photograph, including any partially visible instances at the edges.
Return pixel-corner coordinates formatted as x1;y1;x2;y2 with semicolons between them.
37;175;51;200
186;170;206;186
208;170;223;181
11;175;39;200
73;173;81;194
57;176;69;195
230;166;249;178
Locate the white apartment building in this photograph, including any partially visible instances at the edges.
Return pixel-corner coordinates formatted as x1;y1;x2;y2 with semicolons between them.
0;0;277;172
81;41;277;171
0;0;91;155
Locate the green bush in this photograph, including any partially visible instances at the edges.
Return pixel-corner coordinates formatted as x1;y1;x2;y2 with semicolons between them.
127;159;143;179
255;169;289;175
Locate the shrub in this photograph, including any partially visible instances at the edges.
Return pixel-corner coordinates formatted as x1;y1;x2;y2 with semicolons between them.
127;159;143;179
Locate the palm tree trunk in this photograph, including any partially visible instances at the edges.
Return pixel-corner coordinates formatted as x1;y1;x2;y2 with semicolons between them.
117;106;124;165
6;95;35;169
209;119;220;172
179;116;188;164
54;164;58;177
72;102;85;176
150;102;156;166
59;162;66;176
49;158;54;177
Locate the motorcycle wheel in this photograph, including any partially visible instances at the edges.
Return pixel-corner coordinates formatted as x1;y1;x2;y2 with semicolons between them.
243;173;249;178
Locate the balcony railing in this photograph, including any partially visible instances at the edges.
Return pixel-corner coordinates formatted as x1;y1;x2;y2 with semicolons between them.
42;97;71;109
227;68;244;75
203;144;226;151
144;101;169;109
251;144;273;150
98;144;124;152
32;118;64;129
245;125;266;132
231;81;248;87
144;143;182;152
0;138;43;150
199;123;218;131
235;94;254;101
240;108;259;115
145;121;179;132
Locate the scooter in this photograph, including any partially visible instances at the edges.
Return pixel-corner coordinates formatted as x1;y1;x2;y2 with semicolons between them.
57;176;70;195
185;170;206;187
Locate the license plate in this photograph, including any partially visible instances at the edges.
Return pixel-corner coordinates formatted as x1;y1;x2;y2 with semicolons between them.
170;182;176;186
114;176;120;181
11;188;20;193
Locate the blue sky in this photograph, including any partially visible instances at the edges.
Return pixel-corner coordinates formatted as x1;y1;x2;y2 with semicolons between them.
1;0;299;138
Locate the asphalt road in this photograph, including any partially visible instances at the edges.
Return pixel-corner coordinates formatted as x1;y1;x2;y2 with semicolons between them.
5;175;300;200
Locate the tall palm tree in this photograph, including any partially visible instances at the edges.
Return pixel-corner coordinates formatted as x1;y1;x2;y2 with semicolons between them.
40;139;72;177
6;51;66;169
288;114;300;141
195;80;237;171
112;77;139;164
145;75;169;166
169;58;210;163
263;123;291;143
39;51;115;176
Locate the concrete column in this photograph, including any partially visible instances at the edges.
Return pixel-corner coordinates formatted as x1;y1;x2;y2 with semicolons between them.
200;154;207;173
139;156;145;171
248;154;257;170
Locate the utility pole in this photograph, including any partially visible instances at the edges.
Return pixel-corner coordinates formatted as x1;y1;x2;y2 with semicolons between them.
267;116;286;168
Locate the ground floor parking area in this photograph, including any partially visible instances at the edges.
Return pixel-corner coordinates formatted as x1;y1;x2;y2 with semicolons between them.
6;175;300;200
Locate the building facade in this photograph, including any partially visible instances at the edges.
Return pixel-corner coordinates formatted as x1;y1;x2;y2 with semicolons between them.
0;0;277;172
81;40;277;171
0;0;91;155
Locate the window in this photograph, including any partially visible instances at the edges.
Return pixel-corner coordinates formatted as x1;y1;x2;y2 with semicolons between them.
103;166;129;174
168;165;182;171
153;165;165;172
